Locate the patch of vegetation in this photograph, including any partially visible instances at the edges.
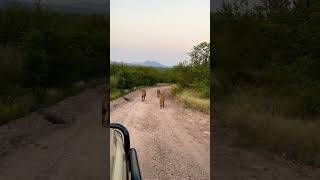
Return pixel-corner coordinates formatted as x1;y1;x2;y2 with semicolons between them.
110;90;122;100
172;86;210;114
171;42;210;112
0;3;107;125
110;63;177;100
214;0;320;166
216;89;320;167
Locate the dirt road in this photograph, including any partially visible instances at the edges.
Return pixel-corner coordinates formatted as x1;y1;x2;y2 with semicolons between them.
111;86;210;180
0;89;108;180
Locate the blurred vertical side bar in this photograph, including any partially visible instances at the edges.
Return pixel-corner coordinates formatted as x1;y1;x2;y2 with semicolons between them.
210;0;215;179
106;0;111;179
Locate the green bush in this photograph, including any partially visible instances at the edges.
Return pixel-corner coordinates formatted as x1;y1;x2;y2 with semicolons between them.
110;76;119;90
110;63;175;91
174;42;210;99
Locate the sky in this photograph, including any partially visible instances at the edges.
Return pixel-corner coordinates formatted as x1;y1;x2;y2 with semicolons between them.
111;0;210;66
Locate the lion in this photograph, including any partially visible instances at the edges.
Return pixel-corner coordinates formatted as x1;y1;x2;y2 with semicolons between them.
159;93;165;109
141;89;146;101
157;89;160;98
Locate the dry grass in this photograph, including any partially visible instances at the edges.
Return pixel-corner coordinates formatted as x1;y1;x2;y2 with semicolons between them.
173;86;210;114
156;83;172;86
217;91;320;166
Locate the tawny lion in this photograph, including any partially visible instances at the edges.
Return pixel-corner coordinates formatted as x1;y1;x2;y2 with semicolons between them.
141;89;146;101
157;89;160;98
159;93;165;109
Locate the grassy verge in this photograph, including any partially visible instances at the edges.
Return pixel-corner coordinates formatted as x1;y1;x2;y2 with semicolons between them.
0;101;30;125
110;90;122;100
172;85;210;114
216;89;320;167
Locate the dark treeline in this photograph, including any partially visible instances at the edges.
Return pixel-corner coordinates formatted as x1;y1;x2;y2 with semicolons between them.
0;4;107;89
110;64;175;89
213;0;320;166
0;3;107;124
214;0;320;117
110;64;175;99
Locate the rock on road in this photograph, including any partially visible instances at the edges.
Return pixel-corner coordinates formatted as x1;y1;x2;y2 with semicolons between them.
111;86;210;180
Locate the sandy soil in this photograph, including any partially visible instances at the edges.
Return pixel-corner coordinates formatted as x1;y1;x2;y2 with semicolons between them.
111;86;211;180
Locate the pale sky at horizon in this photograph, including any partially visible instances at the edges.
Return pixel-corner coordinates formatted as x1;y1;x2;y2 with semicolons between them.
111;0;210;66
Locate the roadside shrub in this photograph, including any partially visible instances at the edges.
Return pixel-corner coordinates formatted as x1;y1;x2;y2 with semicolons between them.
110;76;119;90
191;81;210;98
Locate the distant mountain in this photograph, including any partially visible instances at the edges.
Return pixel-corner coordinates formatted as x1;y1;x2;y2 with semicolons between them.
111;61;170;68
129;61;169;68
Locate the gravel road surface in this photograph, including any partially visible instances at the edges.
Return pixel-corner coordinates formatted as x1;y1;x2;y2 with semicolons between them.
111;86;210;180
